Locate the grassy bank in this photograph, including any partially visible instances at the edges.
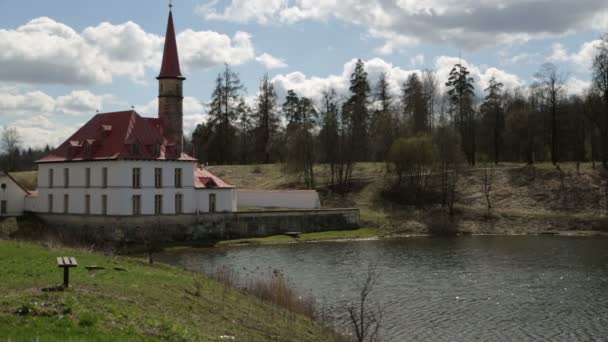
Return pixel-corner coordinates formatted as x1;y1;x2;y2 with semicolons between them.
0;240;341;341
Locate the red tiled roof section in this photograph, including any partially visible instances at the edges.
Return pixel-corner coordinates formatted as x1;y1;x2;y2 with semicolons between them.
37;110;196;163
194;168;235;189
157;10;184;80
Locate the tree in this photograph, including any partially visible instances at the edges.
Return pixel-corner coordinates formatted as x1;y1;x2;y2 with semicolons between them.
445;63;476;165
592;34;608;167
195;65;244;164
345;59;371;160
1;127;22;171
283;90;318;188
347;264;382;342
434;127;464;215
319;89;341;185
534;62;566;165
253;74;279;164
401;73;427;134
482;163;495;210
421;69;439;130
387;136;436;192
370;73;395;161
481;76;504;164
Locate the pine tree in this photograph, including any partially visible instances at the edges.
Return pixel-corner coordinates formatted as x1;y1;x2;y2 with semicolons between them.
481;76;504;164
253;74;279;164
445;63;476;165
402;73;427;134
345;59;371;160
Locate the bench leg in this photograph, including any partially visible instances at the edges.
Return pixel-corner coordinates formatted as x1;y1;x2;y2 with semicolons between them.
63;268;69;288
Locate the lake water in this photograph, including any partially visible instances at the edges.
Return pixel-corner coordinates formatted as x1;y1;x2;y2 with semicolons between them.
157;237;608;341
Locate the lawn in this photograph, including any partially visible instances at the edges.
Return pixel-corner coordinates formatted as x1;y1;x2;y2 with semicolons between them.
0;240;340;341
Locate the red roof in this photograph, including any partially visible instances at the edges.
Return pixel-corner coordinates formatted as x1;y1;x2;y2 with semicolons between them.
194;168;235;189
37;110;196;163
157;10;184;80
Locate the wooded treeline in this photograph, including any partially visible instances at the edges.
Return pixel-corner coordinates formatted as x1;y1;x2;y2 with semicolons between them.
190;35;608;188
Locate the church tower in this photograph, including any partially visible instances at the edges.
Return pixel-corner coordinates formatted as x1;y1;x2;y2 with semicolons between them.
157;5;185;148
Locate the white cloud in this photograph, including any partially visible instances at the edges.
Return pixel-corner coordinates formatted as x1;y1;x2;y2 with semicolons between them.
0;17;257;85
198;0;608;52
0;89;112;117
10;115;82;148
178;30;255;69
549;40;603;69
256;53;288;69
270;56;523;104
410;54;425;67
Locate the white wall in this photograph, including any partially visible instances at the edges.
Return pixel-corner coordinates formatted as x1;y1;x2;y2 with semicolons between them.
195;189;237;212
36;160;205;216
237;190;321;209
0;174;28;216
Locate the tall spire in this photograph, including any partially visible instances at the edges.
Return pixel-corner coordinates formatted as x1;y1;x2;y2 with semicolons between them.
157;5;184;80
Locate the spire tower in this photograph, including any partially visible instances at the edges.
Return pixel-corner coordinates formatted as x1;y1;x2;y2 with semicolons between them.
157;4;185;150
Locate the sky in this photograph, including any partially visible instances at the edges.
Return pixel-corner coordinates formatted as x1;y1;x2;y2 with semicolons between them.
0;0;607;148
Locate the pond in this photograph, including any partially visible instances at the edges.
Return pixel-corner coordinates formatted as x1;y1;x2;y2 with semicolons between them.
156;236;608;341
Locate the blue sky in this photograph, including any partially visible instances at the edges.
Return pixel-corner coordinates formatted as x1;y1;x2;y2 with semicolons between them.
0;0;606;147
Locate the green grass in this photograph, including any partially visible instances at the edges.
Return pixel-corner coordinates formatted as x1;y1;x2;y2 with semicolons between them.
216;228;379;246
0;240;340;341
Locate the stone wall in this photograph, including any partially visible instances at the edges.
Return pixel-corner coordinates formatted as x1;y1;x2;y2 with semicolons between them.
34;208;360;245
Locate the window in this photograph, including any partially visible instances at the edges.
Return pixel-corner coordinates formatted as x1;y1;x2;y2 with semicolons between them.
85;195;91;214
49;169;54;188
101;195;107;215
132;195;141;215
174;168;182;188
63;194;69;214
132;143;140;155
155;168;162;188
132;168;141;188
102;167;108;188
155;195;163;215
48;194;53;213
154;144;160;156
175;194;183;214
84;144;92;157
1;200;6;215
63;168;69;188
209;193;216;213
85;168;91;188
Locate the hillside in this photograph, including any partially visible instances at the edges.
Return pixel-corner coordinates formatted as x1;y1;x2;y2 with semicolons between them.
0;240;341;341
208;162;608;236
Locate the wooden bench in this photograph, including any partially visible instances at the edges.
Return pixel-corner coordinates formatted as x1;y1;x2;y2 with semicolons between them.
57;257;78;288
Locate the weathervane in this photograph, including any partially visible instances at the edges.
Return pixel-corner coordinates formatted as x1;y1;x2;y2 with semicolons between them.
169;0;173;9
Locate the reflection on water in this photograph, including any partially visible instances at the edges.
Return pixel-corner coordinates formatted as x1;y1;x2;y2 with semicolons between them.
157;236;608;341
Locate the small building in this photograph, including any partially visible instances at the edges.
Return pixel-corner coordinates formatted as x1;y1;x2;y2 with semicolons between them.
0;172;31;216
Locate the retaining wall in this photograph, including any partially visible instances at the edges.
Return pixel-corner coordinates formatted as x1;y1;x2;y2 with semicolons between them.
34;208;360;244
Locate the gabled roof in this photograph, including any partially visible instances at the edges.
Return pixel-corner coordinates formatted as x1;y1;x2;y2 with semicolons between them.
37;110;196;163
157;10;184;80
0;171;31;195
194;168;235;189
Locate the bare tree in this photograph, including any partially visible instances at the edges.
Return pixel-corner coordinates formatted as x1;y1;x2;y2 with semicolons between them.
482;163;495;211
1;127;22;171
347;264;382;342
592;34;608;167
534;63;566;165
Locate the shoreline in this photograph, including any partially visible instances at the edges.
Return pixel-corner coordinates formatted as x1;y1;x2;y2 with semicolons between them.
162;228;608;252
